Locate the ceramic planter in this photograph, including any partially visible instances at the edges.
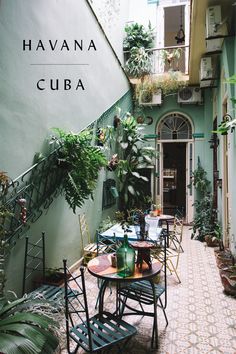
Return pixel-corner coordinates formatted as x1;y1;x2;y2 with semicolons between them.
215;248;234;269
219;266;236;296
205;235;219;247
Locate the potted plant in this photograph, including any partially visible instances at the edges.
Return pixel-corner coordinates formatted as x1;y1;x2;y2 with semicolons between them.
125;47;153;79
135;72;187;102
123;22;155;80
161;48;182;70
188;158;217;242
219;265;236;296
104;113;157;216
204;221;221;247
0;296;60;353
215;246;234;269
51;128;107;213
123;22;155;53
43;267;68;287
0;172;60;353
212;74;236;135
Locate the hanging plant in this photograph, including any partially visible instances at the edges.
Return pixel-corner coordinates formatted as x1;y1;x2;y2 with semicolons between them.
135;72;187;101
51;128;107;213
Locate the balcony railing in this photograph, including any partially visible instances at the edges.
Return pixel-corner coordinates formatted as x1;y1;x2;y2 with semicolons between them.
124;45;189;77
149;45;189;75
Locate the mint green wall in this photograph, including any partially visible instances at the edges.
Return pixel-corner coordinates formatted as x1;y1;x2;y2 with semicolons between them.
0;1;131;295
139;93;213;181
216;37;236;254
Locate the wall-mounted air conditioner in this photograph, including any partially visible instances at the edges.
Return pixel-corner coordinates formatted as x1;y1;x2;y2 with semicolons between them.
139;89;162;106
206;5;227;38
206;5;228;52
200;57;213;80
177;87;203;104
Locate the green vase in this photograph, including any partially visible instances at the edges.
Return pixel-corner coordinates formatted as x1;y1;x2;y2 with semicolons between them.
116;234;135;277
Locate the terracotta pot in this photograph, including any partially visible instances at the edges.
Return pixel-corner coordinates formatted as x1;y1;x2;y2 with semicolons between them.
215;249;234;269
219;266;236;296
205;235;219;247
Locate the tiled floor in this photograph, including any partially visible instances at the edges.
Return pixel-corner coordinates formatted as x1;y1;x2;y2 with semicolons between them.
60;227;236;354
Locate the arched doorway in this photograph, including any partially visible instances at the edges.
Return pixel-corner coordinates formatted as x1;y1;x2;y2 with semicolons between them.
155;112;194;223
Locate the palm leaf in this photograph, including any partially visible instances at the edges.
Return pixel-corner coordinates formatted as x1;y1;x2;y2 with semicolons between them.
0;312;57;329
0;323;58;350
0;333;40;354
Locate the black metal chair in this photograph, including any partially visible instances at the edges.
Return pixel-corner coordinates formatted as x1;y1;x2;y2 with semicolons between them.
22;232;64;304
63;259;137;354
94;231;117;309
118;232;168;349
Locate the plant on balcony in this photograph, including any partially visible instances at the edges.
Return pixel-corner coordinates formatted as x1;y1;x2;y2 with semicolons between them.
123;22;155;79
125;47;152;78
161;48;182;70
123;22;155;52
51;128;107;213
135;72;186;102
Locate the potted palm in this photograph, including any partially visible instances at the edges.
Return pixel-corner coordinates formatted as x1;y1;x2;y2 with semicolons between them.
0;296;60;353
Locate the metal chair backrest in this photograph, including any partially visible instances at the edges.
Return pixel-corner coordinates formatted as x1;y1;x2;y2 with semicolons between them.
63;259;137;353
63;260;93;351
150;230;167;307
22;232;46;296
170;215;184;254
78;213;91;250
96;230;117;255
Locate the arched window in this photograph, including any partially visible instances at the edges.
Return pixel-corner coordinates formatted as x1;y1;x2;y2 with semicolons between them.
158;113;192;140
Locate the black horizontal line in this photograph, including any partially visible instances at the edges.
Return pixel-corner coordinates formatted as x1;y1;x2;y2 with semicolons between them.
30;63;89;66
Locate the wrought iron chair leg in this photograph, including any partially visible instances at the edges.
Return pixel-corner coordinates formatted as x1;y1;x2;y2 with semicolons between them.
168;259;181;283
159;297;168;326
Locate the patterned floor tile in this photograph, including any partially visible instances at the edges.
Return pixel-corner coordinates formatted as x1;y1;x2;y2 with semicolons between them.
59;226;236;354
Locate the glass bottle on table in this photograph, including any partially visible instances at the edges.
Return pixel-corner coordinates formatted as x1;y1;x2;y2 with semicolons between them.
116;234;135;277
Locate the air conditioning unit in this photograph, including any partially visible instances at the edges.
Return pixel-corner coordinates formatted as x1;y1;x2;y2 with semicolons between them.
206;5;227;38
139;89;162;106
206;5;228;52
177;87;203;104
200;57;213;80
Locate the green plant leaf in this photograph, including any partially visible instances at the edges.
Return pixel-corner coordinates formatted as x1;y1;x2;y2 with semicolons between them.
128;185;135;195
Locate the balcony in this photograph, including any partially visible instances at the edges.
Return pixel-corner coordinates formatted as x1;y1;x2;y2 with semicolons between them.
150;44;189;76
125;45;189;85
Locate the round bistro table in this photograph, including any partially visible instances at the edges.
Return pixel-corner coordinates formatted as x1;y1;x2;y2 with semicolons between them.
146;213;174;247
87;254;162;347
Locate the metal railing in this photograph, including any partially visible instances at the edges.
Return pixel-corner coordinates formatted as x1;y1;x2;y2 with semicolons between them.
124;45;189;76
0;89;133;249
149;45;189;75
0;149;65;248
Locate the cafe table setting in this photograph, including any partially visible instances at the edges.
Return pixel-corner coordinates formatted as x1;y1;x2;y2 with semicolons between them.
87;227;167;349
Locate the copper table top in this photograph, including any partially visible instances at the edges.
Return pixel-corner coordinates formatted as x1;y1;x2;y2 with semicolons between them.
87;254;162;282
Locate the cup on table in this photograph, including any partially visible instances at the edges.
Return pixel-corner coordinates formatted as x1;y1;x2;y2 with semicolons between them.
111;253;117;267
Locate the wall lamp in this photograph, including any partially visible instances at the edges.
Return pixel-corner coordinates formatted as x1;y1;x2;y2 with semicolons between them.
216;178;222;189
220;113;235;135
208;133;219;149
